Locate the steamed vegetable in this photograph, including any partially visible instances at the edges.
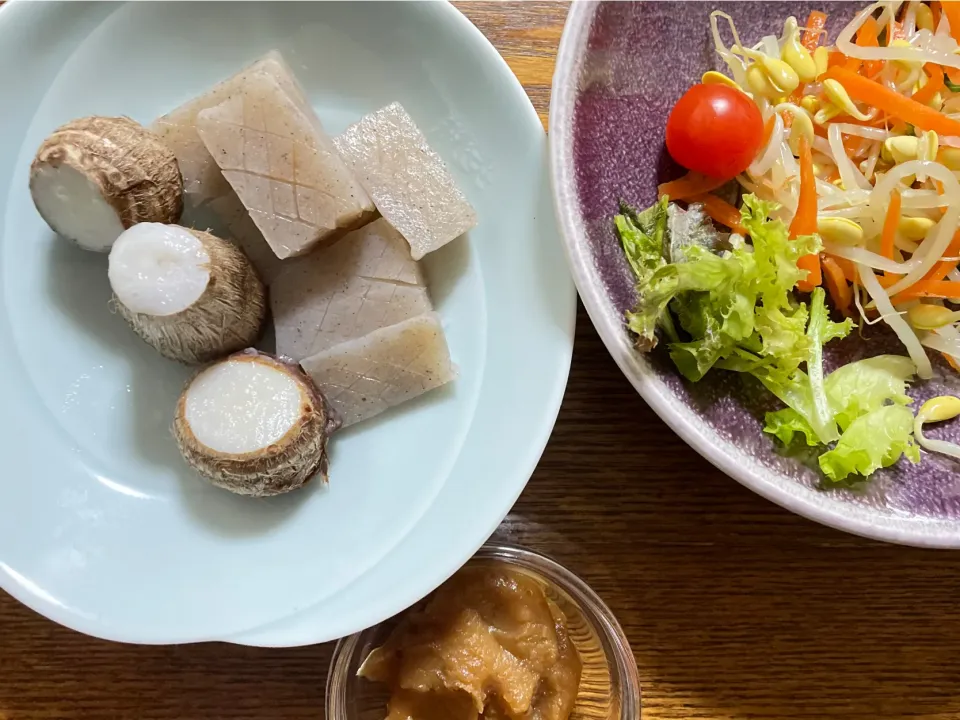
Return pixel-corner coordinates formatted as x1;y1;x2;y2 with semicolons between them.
700;6;960;383
30;116;183;252
914;395;960;460
174;351;338;496
109;224;266;365
824;66;960;136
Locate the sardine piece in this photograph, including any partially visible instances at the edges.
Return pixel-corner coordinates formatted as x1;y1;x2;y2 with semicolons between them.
196;72;375;260
272;218;431;361
151;51;312;210
300;313;456;427
334;102;477;260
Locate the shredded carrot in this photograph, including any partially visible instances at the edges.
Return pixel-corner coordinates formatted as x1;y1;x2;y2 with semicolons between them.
857;23;883;78
944;352;960;372
824;67;960;136
843;135;863;157
657;172;726;201
690;193;747;235
933;1;943;30
912;64;945;105
761;114;776;147
824;254;857;280
947;66;960;86
821;256;853;315
889;230;960;303
849;17;881;76
785;87;804;127
890;119;910;135
827;50;848;69
791;136;821;292
843;56;863;73
892;280;960;300
802;11;828;52
880;188;901;263
943;1;960;44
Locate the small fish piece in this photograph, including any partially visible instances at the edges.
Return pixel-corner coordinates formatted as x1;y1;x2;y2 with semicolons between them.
151;51;311;210
334;102;477;260
196;72;375;259
300;313;456;427
271;218;432;361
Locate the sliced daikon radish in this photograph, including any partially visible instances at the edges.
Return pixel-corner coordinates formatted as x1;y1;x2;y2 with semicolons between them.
30;116;183;252
174;351;339;496
109;224;265;364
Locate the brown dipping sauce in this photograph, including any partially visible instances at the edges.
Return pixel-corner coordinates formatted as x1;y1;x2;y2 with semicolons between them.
358;565;583;720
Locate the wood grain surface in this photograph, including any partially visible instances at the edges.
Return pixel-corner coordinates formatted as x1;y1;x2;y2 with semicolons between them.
4;3;960;719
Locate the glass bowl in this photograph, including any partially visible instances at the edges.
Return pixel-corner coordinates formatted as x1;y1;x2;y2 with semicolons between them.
326;542;641;720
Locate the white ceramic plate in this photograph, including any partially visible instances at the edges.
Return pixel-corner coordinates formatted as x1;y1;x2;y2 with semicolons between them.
0;1;575;644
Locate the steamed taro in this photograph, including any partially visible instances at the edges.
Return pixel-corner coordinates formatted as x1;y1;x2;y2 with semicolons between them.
30;116;183;252
108;223;266;364
174;351;339;496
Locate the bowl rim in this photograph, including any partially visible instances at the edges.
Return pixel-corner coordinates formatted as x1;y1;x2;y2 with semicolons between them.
548;1;960;549
325;541;642;720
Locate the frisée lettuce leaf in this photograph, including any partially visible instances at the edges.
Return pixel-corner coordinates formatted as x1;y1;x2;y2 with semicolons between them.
818;405;920;483
615;192;920;485
762;354;919;484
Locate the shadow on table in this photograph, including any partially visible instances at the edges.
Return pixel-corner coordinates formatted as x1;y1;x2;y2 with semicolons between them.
511;306;960;720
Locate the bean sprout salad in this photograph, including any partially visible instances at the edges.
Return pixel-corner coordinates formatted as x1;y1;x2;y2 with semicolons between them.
616;1;960;485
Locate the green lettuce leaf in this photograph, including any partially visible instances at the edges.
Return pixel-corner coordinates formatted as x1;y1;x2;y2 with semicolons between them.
763;355;917;456
616;193;920;484
764;408;820;446
825;354;915;431
818;405;920;483
804;287;853;442
616;197;677;348
666;202;721;263
616;197;668;283
752;290;851;445
625;246;745;353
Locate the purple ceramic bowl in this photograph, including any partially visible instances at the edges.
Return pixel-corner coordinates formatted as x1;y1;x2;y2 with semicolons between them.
550;1;960;547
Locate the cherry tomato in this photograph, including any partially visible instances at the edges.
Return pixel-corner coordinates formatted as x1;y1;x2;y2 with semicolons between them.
665;84;764;180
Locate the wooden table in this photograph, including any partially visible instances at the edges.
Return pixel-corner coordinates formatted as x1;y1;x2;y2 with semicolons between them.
5;3;960;719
